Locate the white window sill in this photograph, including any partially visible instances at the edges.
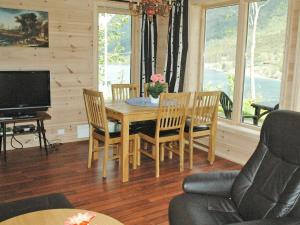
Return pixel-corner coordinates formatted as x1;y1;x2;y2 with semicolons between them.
217;119;260;140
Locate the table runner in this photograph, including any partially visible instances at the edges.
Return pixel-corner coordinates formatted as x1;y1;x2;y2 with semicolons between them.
126;97;158;107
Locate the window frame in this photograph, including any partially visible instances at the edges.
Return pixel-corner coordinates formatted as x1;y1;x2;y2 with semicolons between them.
199;0;291;130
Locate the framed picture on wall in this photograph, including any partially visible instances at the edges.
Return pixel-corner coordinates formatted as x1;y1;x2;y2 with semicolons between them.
0;7;48;47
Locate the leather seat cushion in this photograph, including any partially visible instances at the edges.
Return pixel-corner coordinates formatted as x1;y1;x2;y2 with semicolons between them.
184;125;210;133
169;194;243;225
95;121;138;138
130;120;156;131
184;119;210;132
139;124;179;138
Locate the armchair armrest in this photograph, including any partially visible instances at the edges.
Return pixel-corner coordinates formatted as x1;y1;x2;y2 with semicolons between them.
183;170;240;197
227;217;300;225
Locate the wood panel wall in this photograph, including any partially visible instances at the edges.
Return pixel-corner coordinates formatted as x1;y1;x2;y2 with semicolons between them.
281;0;300;109
0;0;94;148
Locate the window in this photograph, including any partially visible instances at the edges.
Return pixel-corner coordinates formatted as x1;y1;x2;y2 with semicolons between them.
201;0;289;127
98;13;132;99
203;5;239;119
242;0;288;126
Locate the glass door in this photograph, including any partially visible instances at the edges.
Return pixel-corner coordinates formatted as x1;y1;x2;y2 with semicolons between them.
98;13;132;99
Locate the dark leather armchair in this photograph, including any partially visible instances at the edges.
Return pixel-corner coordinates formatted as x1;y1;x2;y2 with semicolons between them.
169;110;300;225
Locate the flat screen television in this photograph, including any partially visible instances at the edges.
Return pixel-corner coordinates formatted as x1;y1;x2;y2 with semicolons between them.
0;71;51;116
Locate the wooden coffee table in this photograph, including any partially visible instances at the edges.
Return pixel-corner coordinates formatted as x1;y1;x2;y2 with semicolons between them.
1;209;123;225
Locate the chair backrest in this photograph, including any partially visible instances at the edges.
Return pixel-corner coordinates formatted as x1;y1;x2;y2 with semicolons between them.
220;91;233;119
231;110;300;221
144;82;169;97
190;91;220;128
111;84;138;102
156;92;190;136
83;89;108;133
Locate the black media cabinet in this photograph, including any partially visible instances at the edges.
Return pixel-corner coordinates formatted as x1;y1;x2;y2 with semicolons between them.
0;112;51;161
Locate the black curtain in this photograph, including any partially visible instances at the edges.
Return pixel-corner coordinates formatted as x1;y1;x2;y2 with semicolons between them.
140;13;158;96
164;0;188;93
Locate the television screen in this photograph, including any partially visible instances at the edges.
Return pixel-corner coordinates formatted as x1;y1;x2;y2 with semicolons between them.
0;71;51;112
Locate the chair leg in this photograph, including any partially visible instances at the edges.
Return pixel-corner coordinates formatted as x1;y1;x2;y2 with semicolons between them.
179;140;184;172
189;135;193;169
102;140;109;178
87;136;94;169
168;142;173;159
160;143;165;162
0;135;2;154
137;135;141;166
113;144;118;158
152;145;156;158
129;141;132;164
144;141;149;151
208;133;216;165
93;139;99;161
155;142;160;178
132;135;139;170
115;144;120;160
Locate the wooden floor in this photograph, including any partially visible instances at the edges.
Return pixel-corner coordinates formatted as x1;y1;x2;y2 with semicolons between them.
0;141;241;225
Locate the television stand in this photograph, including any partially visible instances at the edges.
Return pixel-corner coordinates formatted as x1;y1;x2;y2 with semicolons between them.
15;114;36;119
0;112;51;162
1;111;38;118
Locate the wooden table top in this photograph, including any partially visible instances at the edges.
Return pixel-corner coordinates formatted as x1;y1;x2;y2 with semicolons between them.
1;209;123;225
105;101;159;122
105;101;158;114
105;100;193;122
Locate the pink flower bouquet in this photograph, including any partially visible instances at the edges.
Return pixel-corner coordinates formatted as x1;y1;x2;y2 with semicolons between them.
147;74;167;98
65;212;96;225
150;74;164;83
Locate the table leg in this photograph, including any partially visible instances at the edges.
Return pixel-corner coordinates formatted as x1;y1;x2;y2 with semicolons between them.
0;123;2;154
3;123;6;162
37;120;42;150
40;120;48;155
121;116;129;183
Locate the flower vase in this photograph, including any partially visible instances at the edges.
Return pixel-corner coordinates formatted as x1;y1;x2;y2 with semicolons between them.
150;95;159;104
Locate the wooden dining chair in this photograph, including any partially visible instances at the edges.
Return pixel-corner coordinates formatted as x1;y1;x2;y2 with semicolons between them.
138;92;191;177
185;91;220;169
83;89;139;178
143;82;169;97
111;84;138;102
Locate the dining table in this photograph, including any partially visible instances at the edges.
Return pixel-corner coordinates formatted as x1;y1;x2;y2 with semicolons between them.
105;97;196;183
105;99;160;183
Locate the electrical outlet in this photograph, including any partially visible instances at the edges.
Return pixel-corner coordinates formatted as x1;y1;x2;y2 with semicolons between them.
77;124;89;138
57;129;65;135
